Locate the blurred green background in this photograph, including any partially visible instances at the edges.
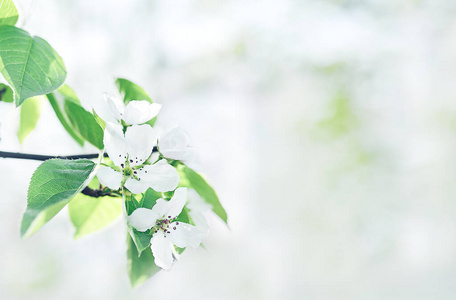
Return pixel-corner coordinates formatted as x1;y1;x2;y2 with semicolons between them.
2;0;456;299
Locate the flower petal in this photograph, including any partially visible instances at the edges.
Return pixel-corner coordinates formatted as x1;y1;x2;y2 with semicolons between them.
151;232;175;270
97;166;122;190
124;177;150;194
125;124;157;163
159;127;192;160
189;210;210;237
141;160;179;192
168;222;204;248
163;187;187;218
104;94;124;122
181;147;197;162
128;207;159;231
104;122;128;166
151;198;172;219
162;148;196;161
123;100;161;125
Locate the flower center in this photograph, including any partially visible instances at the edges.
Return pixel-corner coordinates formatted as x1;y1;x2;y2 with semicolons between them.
123;166;133;177
152;215;180;237
119;155;146;181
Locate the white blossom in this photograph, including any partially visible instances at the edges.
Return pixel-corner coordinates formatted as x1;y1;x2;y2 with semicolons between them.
97;122;179;193
158;126;196;162
128;188;205;270
105;94;161;125
186;189;210;236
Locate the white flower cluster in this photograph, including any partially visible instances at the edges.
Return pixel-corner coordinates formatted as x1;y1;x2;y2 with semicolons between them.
97;95;207;270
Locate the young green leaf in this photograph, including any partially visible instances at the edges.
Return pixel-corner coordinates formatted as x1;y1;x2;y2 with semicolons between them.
127;234;160;288
47;85;104;149
46;92;85;146
176;206;191;224
177;164;228;224
128;228;151;255
125;189;161;254
125;194;138;216
69;195;122;239
21;159;96;238
0;83;13;102
115;78;152;104
17;96;43;143
0;26;66;106
57;84;80;104
92;109;106;130
64;101;104;149
0;0;19;26
141;188;161;209
68;176;122;239
69;194;122;239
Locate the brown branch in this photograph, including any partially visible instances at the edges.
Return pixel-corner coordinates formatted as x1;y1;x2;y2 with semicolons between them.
81;186;120;198
0;151;107;161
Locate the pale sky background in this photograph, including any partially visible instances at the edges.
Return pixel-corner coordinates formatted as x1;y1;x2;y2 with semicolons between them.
2;0;456;299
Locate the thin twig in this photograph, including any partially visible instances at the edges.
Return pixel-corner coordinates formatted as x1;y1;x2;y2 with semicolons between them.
0;151;107;161
0;147;158;161
81;186;121;198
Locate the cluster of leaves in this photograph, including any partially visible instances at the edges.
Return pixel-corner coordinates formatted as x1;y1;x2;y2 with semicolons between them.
0;0;227;287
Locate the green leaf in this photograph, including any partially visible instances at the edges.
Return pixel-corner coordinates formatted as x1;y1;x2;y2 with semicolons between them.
176;206;191;224
92;109;106;130
175;246;186;255
115;78;152;104
125;193;139;216
0;83;13;102
46;92;85;146
49;85;104;149
57;84;80;104
69;177;122;239
0;26;66;106
64;100;104;149
126;189;161;254
69;195;121;239
0;0;19;26
128;228;151;255
115;78;156;126
17;96;43;143
127;234;160;288
141;188;161;209
21;159;95;238
177;164;228;224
